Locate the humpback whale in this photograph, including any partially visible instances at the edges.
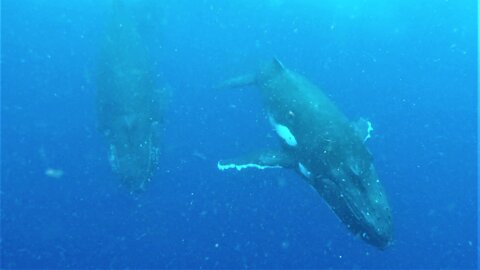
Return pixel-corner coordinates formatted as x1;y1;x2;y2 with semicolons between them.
96;0;165;191
218;59;393;249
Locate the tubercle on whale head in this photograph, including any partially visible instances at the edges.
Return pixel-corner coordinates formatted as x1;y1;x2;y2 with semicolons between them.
107;135;159;193
345;174;393;249
356;209;393;250
318;160;393;249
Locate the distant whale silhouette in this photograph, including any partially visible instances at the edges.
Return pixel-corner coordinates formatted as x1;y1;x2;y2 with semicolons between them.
218;59;393;249
96;0;166;191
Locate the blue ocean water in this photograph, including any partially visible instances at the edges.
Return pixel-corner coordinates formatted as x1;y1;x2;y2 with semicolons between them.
1;0;477;269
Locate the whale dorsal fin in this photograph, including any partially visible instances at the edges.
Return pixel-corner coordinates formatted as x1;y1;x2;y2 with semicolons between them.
217;149;295;171
264;58;285;75
272;58;285;71
257;58;286;82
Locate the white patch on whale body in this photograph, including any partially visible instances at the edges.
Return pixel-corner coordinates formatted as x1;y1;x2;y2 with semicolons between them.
364;120;373;142
217;161;282;171
269;116;297;146
353;118;374;143
298;162;311;178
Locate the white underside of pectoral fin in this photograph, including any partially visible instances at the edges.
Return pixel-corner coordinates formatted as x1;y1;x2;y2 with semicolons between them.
217;161;282;171
268;116;297;146
298;162;312;179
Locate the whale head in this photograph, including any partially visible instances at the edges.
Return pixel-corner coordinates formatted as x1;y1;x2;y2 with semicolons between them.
106;116;160;192
318;152;393;249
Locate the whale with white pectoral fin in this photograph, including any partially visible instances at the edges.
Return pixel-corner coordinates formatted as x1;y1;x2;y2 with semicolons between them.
218;59;393;249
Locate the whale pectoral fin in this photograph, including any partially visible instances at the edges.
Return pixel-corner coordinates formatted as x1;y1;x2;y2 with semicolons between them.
352;118;373;143
217;150;295;171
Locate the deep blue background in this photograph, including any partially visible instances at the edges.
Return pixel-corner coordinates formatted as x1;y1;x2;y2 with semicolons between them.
1;0;477;269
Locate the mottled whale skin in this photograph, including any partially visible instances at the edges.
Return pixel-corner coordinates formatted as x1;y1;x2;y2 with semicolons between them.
96;0;165;191
218;59;393;249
